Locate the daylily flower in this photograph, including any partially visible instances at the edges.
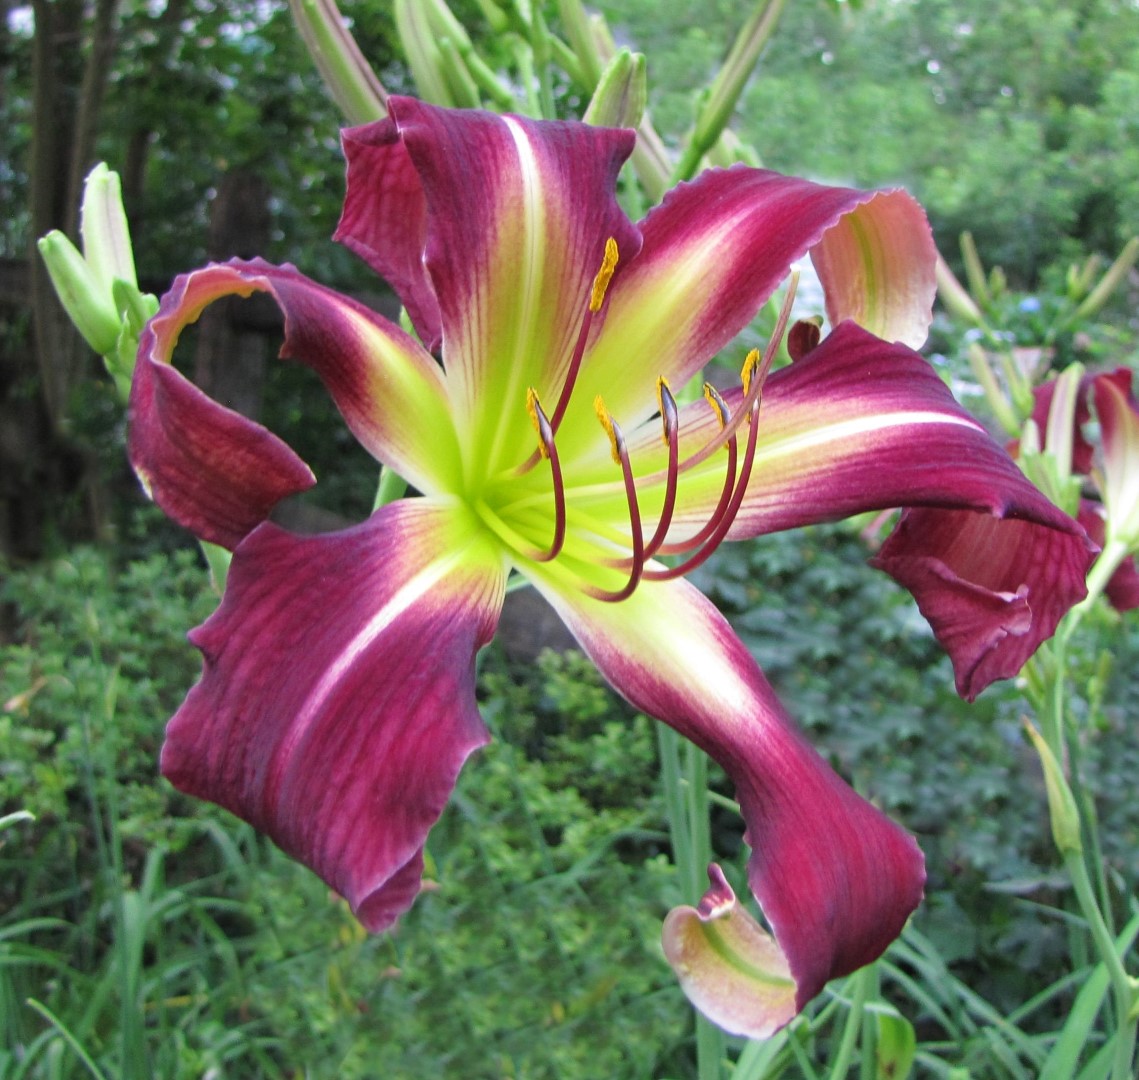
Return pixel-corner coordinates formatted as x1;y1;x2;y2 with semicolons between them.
1022;368;1139;611
129;98;1094;1033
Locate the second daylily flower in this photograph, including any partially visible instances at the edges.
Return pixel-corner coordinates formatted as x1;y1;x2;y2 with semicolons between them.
129;98;1094;1034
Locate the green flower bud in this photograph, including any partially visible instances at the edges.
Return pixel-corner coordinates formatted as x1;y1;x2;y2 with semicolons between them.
1023;720;1082;858
37;230;121;355
583;49;646;129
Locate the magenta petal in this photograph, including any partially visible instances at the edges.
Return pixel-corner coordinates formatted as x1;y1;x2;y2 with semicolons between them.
129;259;459;547
570;171;934;436
870;507;1093;699
161;500;506;929
532;573;925;1013
336;120;443;351
382;97;640;461
129;268;316;550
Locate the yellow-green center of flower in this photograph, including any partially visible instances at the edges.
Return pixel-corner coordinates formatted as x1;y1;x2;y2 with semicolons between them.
469;240;793;602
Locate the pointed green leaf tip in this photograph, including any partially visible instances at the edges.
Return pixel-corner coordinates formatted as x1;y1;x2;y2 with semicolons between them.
662;863;798;1039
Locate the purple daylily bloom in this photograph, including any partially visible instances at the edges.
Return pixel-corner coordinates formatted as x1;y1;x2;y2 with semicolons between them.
1023;367;1139;612
128;98;1094;1033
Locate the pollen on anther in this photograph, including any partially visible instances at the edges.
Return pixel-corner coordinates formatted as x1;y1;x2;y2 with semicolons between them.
526;387;552;460
594;395;622;464
740;349;762;420
589;237;620;312
703;383;730;430
740;349;761;396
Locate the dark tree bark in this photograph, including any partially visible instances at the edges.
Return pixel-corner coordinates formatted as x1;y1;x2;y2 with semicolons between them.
1;0;122;557
192;168;275;419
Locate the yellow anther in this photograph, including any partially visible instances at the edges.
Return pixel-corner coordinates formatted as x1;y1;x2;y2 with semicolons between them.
527;387;551;459
589;237;620;312
740;348;761;396
703;383;729;430
594;394;622;464
740;348;762;422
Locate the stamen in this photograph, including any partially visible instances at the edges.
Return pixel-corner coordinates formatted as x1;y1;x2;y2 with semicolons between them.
644;377;680;558
515;237;621;476
549;237;620;433
585;399;644;602
703;382;729;428
524;388;566;562
594;394;622;464
655;385;737;556
645;369;763;580
526;387;551;460
740;349;760;421
645;273;800;571
590;237;620;312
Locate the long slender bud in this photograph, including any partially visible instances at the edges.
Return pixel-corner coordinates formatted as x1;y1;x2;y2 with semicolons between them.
967;344;1021;437
1023;720;1082;858
1072;236;1139;323
37;231;121;355
675;0;787;182
960;231;990;306
289;0;387;124
936;252;985;327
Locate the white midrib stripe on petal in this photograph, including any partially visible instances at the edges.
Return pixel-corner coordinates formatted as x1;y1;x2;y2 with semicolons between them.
756;409;983;459
483;116;545;476
271;547;472;787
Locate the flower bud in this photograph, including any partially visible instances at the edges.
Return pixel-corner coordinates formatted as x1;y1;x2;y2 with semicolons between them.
81;164;138;293
583;49;646;129
689;0;786;164
1091;371;1139;551
1073;236;1139;322
1022;720;1082;858
288;0;387;125
967;344;1020;437
37;230;121;355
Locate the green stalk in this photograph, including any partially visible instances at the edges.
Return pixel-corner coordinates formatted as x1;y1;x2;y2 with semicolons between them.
827;966;872;1079
1040;537;1139;1080
373;466;408;510
1064;849;1137;1080
530;5;556;119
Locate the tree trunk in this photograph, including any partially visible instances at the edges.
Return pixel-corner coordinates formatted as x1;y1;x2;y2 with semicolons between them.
1;0;122;556
193;169;275;419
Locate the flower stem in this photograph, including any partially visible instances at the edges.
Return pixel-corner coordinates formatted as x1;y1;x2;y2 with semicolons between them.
1037;535;1139;1080
1065;847;1137;1080
373;466;408;509
826;965;872;1079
